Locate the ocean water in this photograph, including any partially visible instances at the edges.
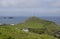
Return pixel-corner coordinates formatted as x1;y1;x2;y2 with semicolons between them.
0;16;60;25
0;16;28;24
39;16;60;25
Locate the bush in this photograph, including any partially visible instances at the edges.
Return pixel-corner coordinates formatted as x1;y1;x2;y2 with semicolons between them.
7;36;14;39
28;28;46;34
0;32;2;35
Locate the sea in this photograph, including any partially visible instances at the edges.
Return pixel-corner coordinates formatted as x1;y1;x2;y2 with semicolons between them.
0;16;60;25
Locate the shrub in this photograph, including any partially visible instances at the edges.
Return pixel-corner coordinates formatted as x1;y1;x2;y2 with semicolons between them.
28;28;46;34
7;36;14;39
0;32;2;35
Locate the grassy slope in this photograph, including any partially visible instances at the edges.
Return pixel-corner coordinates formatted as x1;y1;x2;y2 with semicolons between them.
0;26;57;39
17;16;60;29
0;16;59;39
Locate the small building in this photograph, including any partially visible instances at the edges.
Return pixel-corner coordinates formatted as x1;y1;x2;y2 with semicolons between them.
10;24;15;26
22;28;29;32
0;23;2;25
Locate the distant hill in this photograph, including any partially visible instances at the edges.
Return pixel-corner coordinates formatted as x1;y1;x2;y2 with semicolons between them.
18;16;59;28
8;17;14;19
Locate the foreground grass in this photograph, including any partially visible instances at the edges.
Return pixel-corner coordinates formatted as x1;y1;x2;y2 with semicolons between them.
0;26;57;39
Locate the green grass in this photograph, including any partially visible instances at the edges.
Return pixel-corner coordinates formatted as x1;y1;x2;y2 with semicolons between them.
0;26;57;39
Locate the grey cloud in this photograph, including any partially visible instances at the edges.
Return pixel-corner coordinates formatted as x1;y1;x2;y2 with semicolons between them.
47;0;60;8
0;0;60;8
0;0;41;8
0;0;60;16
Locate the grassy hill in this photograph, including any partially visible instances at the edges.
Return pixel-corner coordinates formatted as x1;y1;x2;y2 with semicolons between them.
17;16;58;27
0;16;60;39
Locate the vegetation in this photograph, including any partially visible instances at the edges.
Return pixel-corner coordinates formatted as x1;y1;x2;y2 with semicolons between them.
0;16;60;39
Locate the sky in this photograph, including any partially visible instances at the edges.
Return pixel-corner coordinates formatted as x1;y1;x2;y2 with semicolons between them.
0;0;60;16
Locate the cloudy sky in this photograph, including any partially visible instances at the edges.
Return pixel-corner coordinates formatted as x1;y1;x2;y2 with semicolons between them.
0;0;60;16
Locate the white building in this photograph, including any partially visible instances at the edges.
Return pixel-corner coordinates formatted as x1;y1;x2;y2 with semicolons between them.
10;24;15;26
22;28;29;32
0;23;2;25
